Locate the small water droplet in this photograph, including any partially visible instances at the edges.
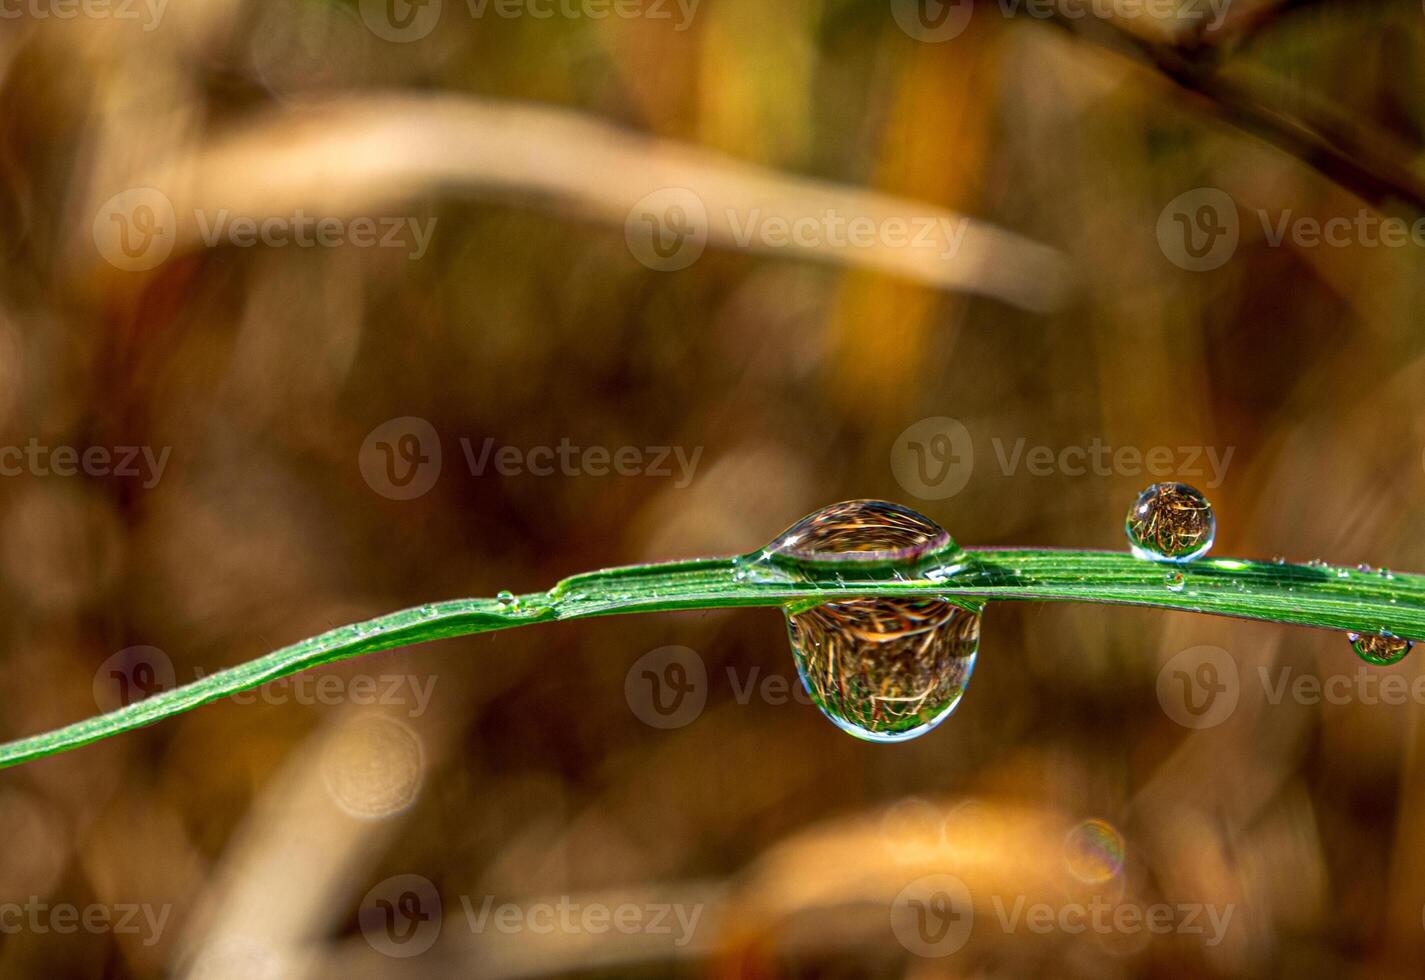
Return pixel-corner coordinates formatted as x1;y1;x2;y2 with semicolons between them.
1379;568;1395;580
1357;563;1373;573
1349;630;1413;666
1272;555;1286;565
1164;571;1186;593
496;590;519;609
1125;483;1215;563
769;501;976;742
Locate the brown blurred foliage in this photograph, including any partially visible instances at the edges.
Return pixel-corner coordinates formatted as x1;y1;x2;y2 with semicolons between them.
3;1;1425;977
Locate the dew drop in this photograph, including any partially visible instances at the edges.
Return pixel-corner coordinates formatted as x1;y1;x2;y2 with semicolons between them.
1124;483;1215;563
1272;555;1286;565
765;499;960;569
496;590;519;609
768;501;977;742
1164;571;1186;593
1349;630;1413;666
786;598;979;743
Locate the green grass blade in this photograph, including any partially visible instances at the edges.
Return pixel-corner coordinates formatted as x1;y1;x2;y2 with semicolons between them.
3;548;1421;769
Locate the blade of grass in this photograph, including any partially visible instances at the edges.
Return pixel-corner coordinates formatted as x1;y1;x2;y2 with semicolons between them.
3;548;1422;770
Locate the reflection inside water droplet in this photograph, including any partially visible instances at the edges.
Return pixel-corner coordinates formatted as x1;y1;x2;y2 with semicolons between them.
1349;630;1413;666
786;597;979;742
1125;483;1215;563
768;501;977;742
765;499;959;569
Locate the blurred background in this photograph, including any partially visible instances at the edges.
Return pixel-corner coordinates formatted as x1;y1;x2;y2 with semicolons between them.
3;0;1425;976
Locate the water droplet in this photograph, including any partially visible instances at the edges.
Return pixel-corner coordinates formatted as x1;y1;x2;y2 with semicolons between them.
1349;630;1413;666
1357;563;1373;573
768;501;976;742
765;499;960;570
496;590;519;609
786;597;979;743
1164;571;1186;593
1124;483;1215;563
1272;555;1286;565
1307;558;1328;569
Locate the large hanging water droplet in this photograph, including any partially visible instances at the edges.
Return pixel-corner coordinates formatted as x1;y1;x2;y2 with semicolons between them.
1125;483;1216;563
768;501;977;742
1349;630;1413;666
787;597;979;742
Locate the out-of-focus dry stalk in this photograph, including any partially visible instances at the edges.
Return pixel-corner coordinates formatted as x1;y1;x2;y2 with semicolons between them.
74;94;1069;312
174;708;442;980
